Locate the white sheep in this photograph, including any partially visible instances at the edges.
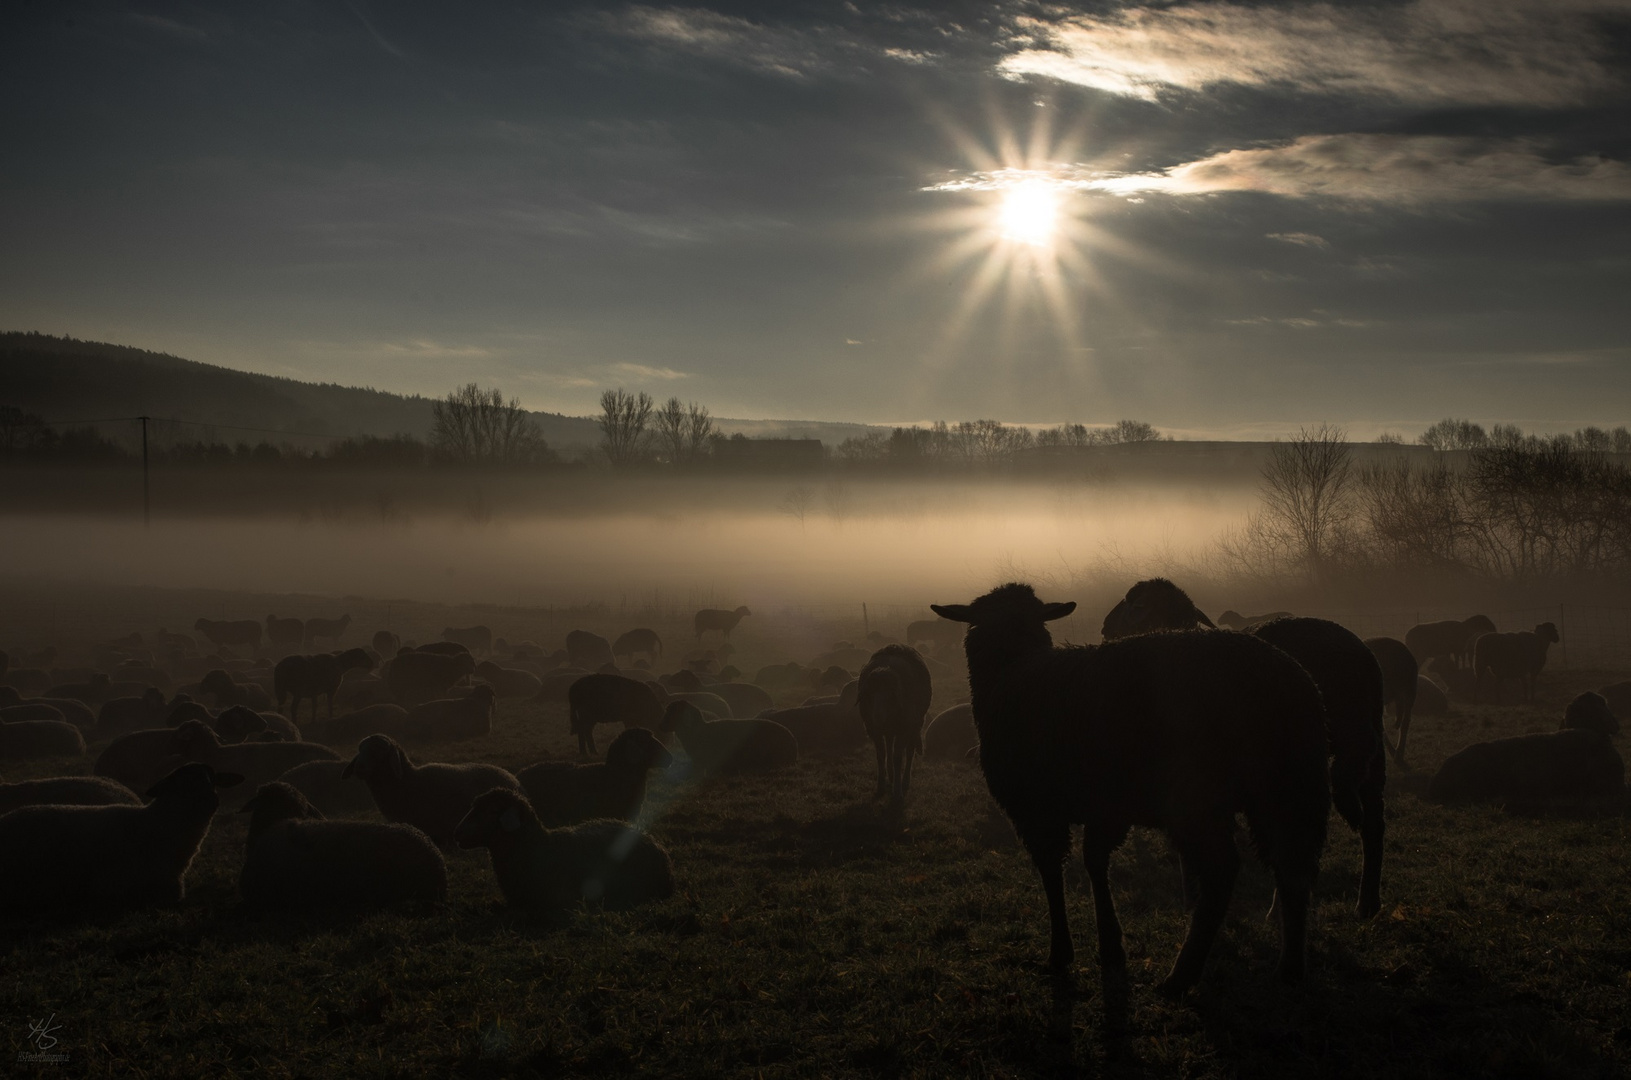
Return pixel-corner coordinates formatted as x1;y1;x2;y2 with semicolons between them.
341;734;521;843
238;781;447;908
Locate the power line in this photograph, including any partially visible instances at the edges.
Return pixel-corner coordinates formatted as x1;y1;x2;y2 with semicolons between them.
38;415;348;440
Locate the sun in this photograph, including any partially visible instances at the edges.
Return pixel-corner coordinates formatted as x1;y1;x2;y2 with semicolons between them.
998;181;1058;247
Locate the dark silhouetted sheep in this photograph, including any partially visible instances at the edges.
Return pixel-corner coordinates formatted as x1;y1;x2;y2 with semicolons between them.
565;629;615;669
342;734;520;843
474;661;543;699
274;759;377;817
1217;610;1292;630
275;648;376;722
1473;622;1560;703
1601;681;1631;719
98;688;171;738
568;672;664;757
0;708;88;759
856;645;932;804
1099;578;1215;640
1364;636;1419;765
1562;692;1619;736
0;775;141;816
518;727;673;827
372;630;401;655
200;669;275;711
1429;729;1624;805
171;720;339;807
660;701;797;777
386;650;476;707
402;685;495;743
694;606;751;640
612;629;663;663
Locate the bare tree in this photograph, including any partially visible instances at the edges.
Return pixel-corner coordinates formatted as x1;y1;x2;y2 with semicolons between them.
1418;418;1488;451
778;485;816;526
430;383;548;465
599;388;654;467
653;397;688;464
685;402;714;460
1260;424;1355;572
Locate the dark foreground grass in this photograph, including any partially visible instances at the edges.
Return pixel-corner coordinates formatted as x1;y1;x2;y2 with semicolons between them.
2;591;1630;1076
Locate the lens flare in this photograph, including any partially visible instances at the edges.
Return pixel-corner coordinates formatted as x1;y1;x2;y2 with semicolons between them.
998;182;1058;246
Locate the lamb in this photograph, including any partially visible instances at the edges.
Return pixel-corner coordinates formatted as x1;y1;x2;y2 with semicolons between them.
1429;729;1624;806
659;701;797;777
0;762;242;912
194;618;263;649
341;733;521;843
98;688;171;737
1473;622;1560;703
266;614;306;649
442;625;492;654
454;789;674;911
0;775;141;815
1364;637;1420;765
171;720;340;806
201;669;275;711
238;781;447;907
274;648;377;722
402;685;495;743
372;630;401;656
1217;610;1293;630
855;645;933;804
923;703;978;761
1561;692;1619;736
0;710;88;759
273;759;378;817
612;629;663;663
568;672;665;756
565;630;615;669
517;727;673;827
304;614;353;647
474;661;543;699
385;649;475;707
931;583;1329;995
693;606;751;640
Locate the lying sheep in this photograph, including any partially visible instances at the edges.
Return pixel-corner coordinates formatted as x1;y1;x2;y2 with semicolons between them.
0;775;141;815
386;650;476;707
923;703;978;761
1473;622;1560;703
667;689;733;718
758;683;865;757
98;688;171;738
753;661;807;689
612;629;663;663
660;701;797;777
274;648;376;722
856;645;932;804
932;583;1329;995
0;762;242;912
693;606;751;640
1217;610;1292;630
193;618;263;649
1429;729;1624;806
301;704;413;746
0;709;88;760
266;614;305;649
273;759;378;817
454;789;674;911
215;705;301;743
568;672;665;756
0;667;52;697
518;728;673;827
96;725;189;793
45;673;143;707
1364;637;1420;765
341;734;521;843
372;630;401;656
1561;692;1619;736
660;669;704;693
707;681;773;718
172;720;340;807
442;625;492;655
239;781;447;908
201;669;275;711
304;614;352;647
14;695;96;731
402;684;495;743
474;661;542;699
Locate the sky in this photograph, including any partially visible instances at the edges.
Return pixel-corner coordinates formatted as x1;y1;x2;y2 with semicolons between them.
2;0;1629;437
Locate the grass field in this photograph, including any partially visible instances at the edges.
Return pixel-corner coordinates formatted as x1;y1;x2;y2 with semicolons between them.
2;582;1629;1078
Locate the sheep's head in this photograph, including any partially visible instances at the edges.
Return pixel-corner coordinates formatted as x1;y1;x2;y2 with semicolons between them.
344;734;409;782
239;780;323;836
172;718;223;753
1536;622;1561;644
145;761;243;808
454;788;536;849
1564;692;1618;735
607;727;674;772
338;647;376;673
932;583;1075;629
659;700;704;734
214;705;268;743
200;669;236;694
1100;578;1214;641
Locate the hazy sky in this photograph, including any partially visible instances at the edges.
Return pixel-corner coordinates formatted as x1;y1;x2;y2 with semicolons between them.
3;1;1629;435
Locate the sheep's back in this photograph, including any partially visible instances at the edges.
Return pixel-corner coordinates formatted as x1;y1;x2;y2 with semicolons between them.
242;819;446;906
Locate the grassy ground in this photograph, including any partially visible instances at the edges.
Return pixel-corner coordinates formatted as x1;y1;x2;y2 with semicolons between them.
2;585;1629;1077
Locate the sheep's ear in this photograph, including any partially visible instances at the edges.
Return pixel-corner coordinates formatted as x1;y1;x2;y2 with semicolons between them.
388;747;407;780
499;806;522;832
341;757;361;780
214;772;245;789
930;604;972;623
1042;602;1076;621
1194;608;1216;629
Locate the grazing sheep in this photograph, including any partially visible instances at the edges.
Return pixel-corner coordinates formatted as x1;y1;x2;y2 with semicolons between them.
1217;610;1293;630
1414;676;1451;717
693;606;751;640
341;734;521;843
372;630;401;656
474;661;543;699
194;618;263;649
454;789;674;911
273;759;377;817
215;705;301;743
171;720;339;807
98;688;171;737
1405;616;1492;671
931;583;1329;994
274;648;377;722
1459;615;1497;660
568;673;665;756
565;630;615;669
660;701;797;777
238;781;447;908
923;703;978;761
266;615;305;649
1601;681;1631;719
1429;729;1624;806
612;629;663;663
1364;637;1420;765
201;669;275;711
304;614;353;647
0;776;141;815
856;645;933;804
518;728;673;827
1099;577;1214;640
386;650;476;707
0;762;242;912
1473;623;1560;703
402;685;495;743
707;681;773;719
1562;692;1619;736
0;711;88;759
442;625;492;654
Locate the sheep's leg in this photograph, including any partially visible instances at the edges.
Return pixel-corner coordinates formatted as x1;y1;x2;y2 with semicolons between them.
899;745;915;801
1271;861;1314;984
1023;826;1074;973
1357;775;1385;919
1081;840;1125;971
873;736;889;799
1158;835;1237;997
1394;704;1412;766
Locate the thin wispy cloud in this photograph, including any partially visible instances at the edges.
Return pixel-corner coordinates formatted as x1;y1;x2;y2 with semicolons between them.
1268;232;1330;248
999;0;1625;107
608;361;690;381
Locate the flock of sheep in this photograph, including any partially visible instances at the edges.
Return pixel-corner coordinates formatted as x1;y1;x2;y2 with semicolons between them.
0;588;1625;1002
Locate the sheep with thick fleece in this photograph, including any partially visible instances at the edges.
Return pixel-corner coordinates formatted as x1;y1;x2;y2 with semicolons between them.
1217;610;1292;630
386;650;475;707
1561;692;1619;736
693;606;751;640
372;630;401;656
1364;637;1419;765
402;684;495;743
0;762;242;912
214;705;301;743
1099;577;1215;640
171;720;339;807
660;701;797;777
342;734;521;843
706;681;773;718
238;781;446;908
1473;623;1560;702
454;788;674;912
518;728;673;827
568;673;664;756
931;583;1329;995
273;759;377;817
565;630;615;669
16;695;96;731
1429;729;1624;805
474;661;543;700
0;775;140;815
855;645;933;804
274;648;376;722
612;629;663;663
0;708;88;759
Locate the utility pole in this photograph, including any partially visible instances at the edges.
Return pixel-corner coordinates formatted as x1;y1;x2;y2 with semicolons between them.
139;415;150;528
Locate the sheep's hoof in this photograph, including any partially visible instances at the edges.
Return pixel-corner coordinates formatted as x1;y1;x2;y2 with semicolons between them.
1153;976;1189;1000
1098;941;1127;971
1356;896;1381;920
1048;949;1074;975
